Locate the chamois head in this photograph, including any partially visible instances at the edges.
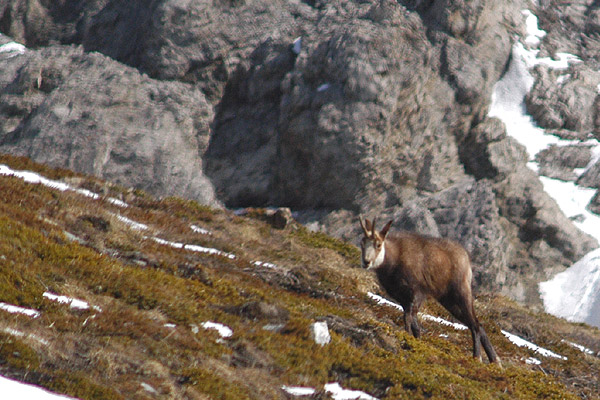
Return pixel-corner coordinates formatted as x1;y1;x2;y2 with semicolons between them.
359;215;392;270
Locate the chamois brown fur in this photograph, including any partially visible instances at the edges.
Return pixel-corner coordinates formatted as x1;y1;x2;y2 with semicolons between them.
359;216;500;364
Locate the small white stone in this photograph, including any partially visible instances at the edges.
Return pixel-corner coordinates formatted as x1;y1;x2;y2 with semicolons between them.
311;321;330;346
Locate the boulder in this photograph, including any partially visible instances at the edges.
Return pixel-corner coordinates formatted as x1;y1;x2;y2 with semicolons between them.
460;117;528;180
577;160;600;188
526;64;600;135
494;165;597;263
422;179;510;290
535;144;593;182
0;45;219;206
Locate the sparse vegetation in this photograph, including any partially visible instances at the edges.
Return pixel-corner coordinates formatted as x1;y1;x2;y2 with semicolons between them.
0;155;599;399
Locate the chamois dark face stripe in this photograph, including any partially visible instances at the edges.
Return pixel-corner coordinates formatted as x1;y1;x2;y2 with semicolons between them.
358;216;500;365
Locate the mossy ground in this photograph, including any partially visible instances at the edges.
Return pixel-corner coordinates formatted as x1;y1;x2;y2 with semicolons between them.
0;153;599;399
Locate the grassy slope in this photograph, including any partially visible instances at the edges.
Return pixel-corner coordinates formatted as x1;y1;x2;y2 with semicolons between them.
0;154;599;400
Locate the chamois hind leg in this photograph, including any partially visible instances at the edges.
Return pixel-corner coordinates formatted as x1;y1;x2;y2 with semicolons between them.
440;295;483;361
466;301;500;364
478;323;500;364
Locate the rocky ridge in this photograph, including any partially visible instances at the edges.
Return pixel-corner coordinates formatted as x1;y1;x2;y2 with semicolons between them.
1;0;599;305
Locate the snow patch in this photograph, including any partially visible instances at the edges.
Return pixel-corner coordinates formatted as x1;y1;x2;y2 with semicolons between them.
311;321;331;346
540;248;600;328
0;375;79;400
43;292;100;311
489;9;600;328
115;214;149;231
201;321;233;338
282;386;316;397
190;224;211;235
522;10;546;47
525;357;542;365
562;340;595;356
0;164;127;208
0;39;26;57
282;383;378;400
0;302;40;319
253;260;279;269
2;327;49;346
501;330;567;360
141;382;158;395
421;314;467;331
150;237;236;259
324;382;378;400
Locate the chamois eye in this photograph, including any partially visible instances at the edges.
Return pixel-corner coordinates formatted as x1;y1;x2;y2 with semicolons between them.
376;242;382;249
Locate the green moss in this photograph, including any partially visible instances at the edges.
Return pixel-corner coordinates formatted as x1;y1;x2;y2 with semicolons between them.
0;154;79;181
0;334;40;371
290;226;360;261
149;196;216;221
42;371;124;400
180;367;251;400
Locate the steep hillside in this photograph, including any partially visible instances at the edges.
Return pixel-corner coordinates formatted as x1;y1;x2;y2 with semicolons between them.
1;154;599;399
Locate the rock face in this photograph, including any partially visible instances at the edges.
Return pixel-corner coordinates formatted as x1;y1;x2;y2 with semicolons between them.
1;0;599;306
0;44;219;206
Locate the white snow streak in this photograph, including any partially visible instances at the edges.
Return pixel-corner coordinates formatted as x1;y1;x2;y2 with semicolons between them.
282;383;378;400
151;237;236;259
190;224;211;235
43;292;101;312
0;302;40;319
0;375;79;400
115;214;149;231
324;383;378;400
201;321;233;338
501;330;567;360
0;38;26;57
0;164;127;208
282;386;316;396
562;340;595;356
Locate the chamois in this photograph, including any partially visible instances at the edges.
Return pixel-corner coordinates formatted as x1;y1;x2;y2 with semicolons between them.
359;216;500;364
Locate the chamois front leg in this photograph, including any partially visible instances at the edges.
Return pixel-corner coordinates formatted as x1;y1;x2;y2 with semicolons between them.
403;302;421;338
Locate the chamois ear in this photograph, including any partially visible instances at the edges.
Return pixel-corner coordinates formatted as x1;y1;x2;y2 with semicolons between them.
359;215;369;236
380;220;393;238
359;215;373;236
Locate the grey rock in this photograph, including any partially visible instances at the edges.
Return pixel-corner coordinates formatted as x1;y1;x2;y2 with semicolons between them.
578;160;600;188
588;190;600;214
0;45;219;206
423;179;510;290
460;117;528;180
535;144;593;182
389;202;440;238
494;165;597;262
526;64;600;135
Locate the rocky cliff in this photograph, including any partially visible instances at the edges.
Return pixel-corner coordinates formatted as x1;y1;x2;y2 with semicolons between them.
1;0;599;305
